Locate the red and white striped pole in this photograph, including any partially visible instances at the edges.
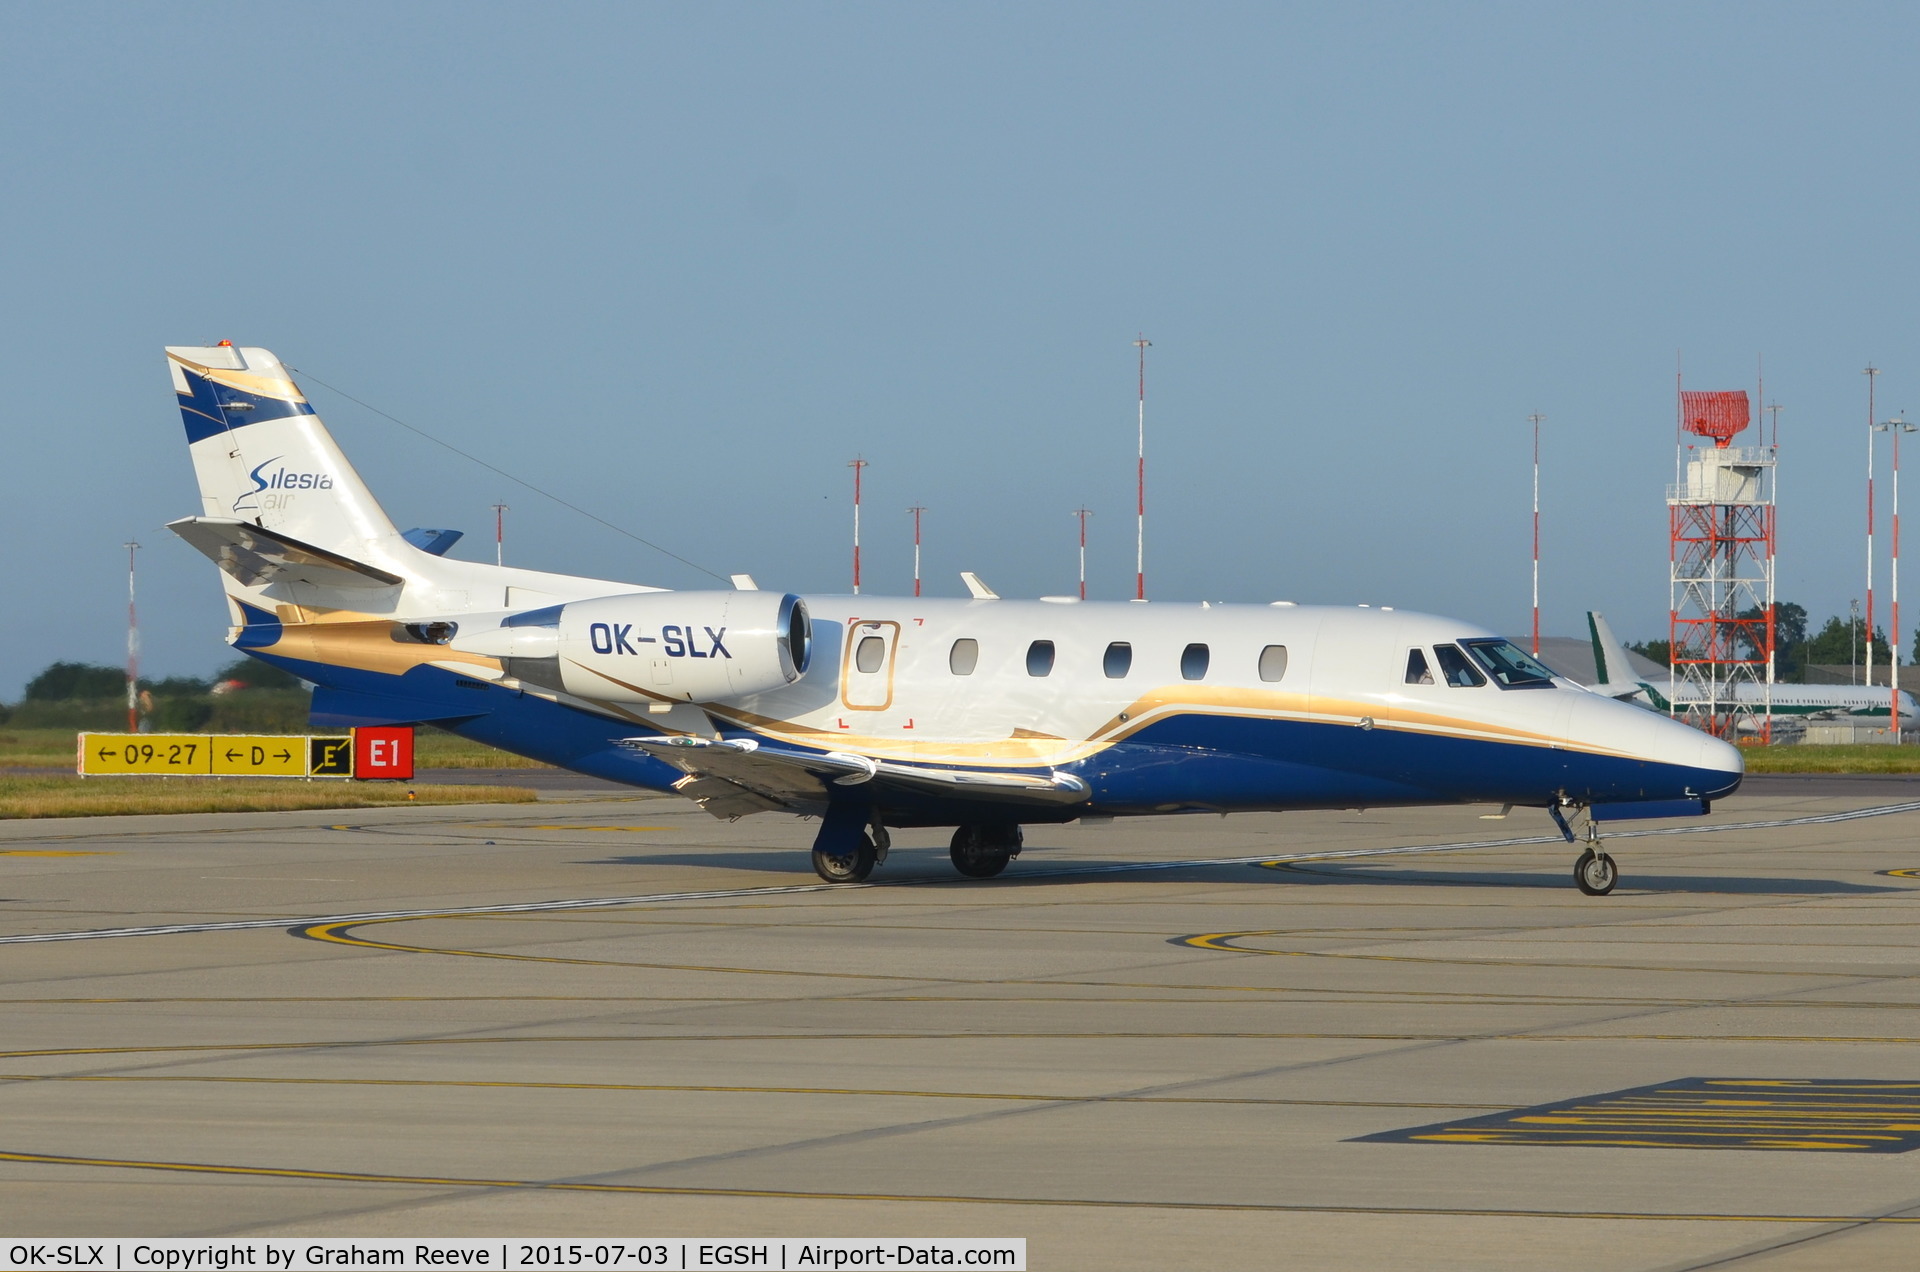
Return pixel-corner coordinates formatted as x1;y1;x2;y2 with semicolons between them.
490;503;508;567
849;458;867;594
1529;413;1544;656
1866;366;1879;688
1074;507;1092;600
907;504;924;598
1133;336;1150;601
1892;417;1915;735
123;541;140;733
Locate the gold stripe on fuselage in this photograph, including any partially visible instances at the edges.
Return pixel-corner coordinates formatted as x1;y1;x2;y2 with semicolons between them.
251;610;1634;772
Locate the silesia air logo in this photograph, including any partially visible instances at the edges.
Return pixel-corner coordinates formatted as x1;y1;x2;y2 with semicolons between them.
233;456;333;513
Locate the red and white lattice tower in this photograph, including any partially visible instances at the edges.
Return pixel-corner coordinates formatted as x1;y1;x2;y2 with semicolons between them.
1667;388;1776;741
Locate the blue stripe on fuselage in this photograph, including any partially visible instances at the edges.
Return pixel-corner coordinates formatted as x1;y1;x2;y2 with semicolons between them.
242;654;1739;823
1068;712;1739;813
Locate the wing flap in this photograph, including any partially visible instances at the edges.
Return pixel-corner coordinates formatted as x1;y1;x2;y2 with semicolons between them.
168;517;403;591
619;735;1090;819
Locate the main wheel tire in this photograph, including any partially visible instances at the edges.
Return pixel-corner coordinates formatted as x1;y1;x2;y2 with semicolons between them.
812;837;877;883
1574;848;1618;896
951;844;1011;878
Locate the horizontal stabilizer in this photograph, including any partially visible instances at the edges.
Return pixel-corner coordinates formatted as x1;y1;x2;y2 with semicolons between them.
401;527;464;556
168;517;403;591
619;734;1090;819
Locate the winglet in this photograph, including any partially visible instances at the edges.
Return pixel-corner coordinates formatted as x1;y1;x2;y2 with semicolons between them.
961;572;999;600
730;573;760;590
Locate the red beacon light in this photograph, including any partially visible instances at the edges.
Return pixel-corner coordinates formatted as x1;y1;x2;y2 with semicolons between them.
1679;390;1750;449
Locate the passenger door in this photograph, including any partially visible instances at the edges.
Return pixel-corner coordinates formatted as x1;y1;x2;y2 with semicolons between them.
840;619;901;711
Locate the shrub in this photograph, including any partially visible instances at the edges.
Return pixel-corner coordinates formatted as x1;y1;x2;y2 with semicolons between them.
214;658;304;691
149;697;215;732
25;663;125;701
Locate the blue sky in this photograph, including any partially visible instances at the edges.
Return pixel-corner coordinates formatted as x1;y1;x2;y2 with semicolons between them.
4;3;1919;699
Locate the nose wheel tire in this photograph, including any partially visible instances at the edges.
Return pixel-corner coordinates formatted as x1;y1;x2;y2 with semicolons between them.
812;838;877;883
1574;848;1618;896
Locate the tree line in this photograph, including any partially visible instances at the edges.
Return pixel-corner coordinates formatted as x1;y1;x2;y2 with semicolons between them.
3;659;308;731
1630;602;1919;679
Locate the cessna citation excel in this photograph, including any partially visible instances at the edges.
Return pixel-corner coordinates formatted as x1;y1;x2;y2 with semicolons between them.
165;344;1743;896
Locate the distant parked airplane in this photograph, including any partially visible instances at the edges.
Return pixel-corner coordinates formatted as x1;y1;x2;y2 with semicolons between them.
1585;611;1919;732
165;344;1744;896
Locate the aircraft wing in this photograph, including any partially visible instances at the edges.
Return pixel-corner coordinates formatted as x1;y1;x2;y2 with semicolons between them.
168;517;403;591
619;735;1091;819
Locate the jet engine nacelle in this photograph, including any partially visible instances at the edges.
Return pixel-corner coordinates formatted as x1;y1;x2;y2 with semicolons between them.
456;591;811;703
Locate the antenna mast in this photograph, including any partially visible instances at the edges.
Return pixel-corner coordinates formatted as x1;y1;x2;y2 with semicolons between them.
1073;507;1092;600
849;458;867;594
1529;413;1545;655
123;541;140;733
1133;335;1150;600
1888;415;1915;739
907;505;925;598
490;503;509;567
1866;366;1880;689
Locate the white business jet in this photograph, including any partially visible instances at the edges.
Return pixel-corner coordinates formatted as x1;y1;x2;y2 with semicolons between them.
165;345;1742;896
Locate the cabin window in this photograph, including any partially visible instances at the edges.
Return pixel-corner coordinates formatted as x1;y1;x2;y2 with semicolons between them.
1462;638;1557;689
855;636;887;674
1027;639;1056;677
1258;645;1289;682
1181;643;1210;681
949;638;979;675
1433;643;1486;688
1405;648;1433;685
1103;641;1133;678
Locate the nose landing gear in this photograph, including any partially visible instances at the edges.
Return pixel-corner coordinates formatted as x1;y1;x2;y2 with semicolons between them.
1574;845;1618;896
1550;802;1618;896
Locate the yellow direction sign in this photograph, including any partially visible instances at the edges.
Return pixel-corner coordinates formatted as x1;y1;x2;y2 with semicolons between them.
210;736;307;776
79;734;215;775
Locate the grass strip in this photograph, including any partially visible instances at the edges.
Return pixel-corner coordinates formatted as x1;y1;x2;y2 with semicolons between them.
1741;744;1920;774
0;775;535;819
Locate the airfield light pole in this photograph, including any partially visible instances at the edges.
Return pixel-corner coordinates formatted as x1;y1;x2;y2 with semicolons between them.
123;541;140;733
490;503;508;567
1865;366;1879;689
1889;416;1917;736
1530;413;1545;656
849;458;867;595
1852;598;1862;684
1134;335;1150;601
907;505;925;598
1073;507;1092;600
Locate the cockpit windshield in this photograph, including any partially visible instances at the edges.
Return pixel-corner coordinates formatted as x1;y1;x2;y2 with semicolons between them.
1460;639;1558;689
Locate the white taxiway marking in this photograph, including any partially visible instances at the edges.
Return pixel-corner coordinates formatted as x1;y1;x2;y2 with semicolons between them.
1;801;1916;948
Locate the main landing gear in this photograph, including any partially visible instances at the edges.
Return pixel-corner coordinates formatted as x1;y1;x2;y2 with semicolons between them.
1550;803;1618;896
810;803;889;884
951;824;1023;879
807;810;1025;883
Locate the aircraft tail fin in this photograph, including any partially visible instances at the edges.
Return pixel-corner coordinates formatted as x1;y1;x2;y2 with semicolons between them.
167;345;407;569
1587;610;1671;710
